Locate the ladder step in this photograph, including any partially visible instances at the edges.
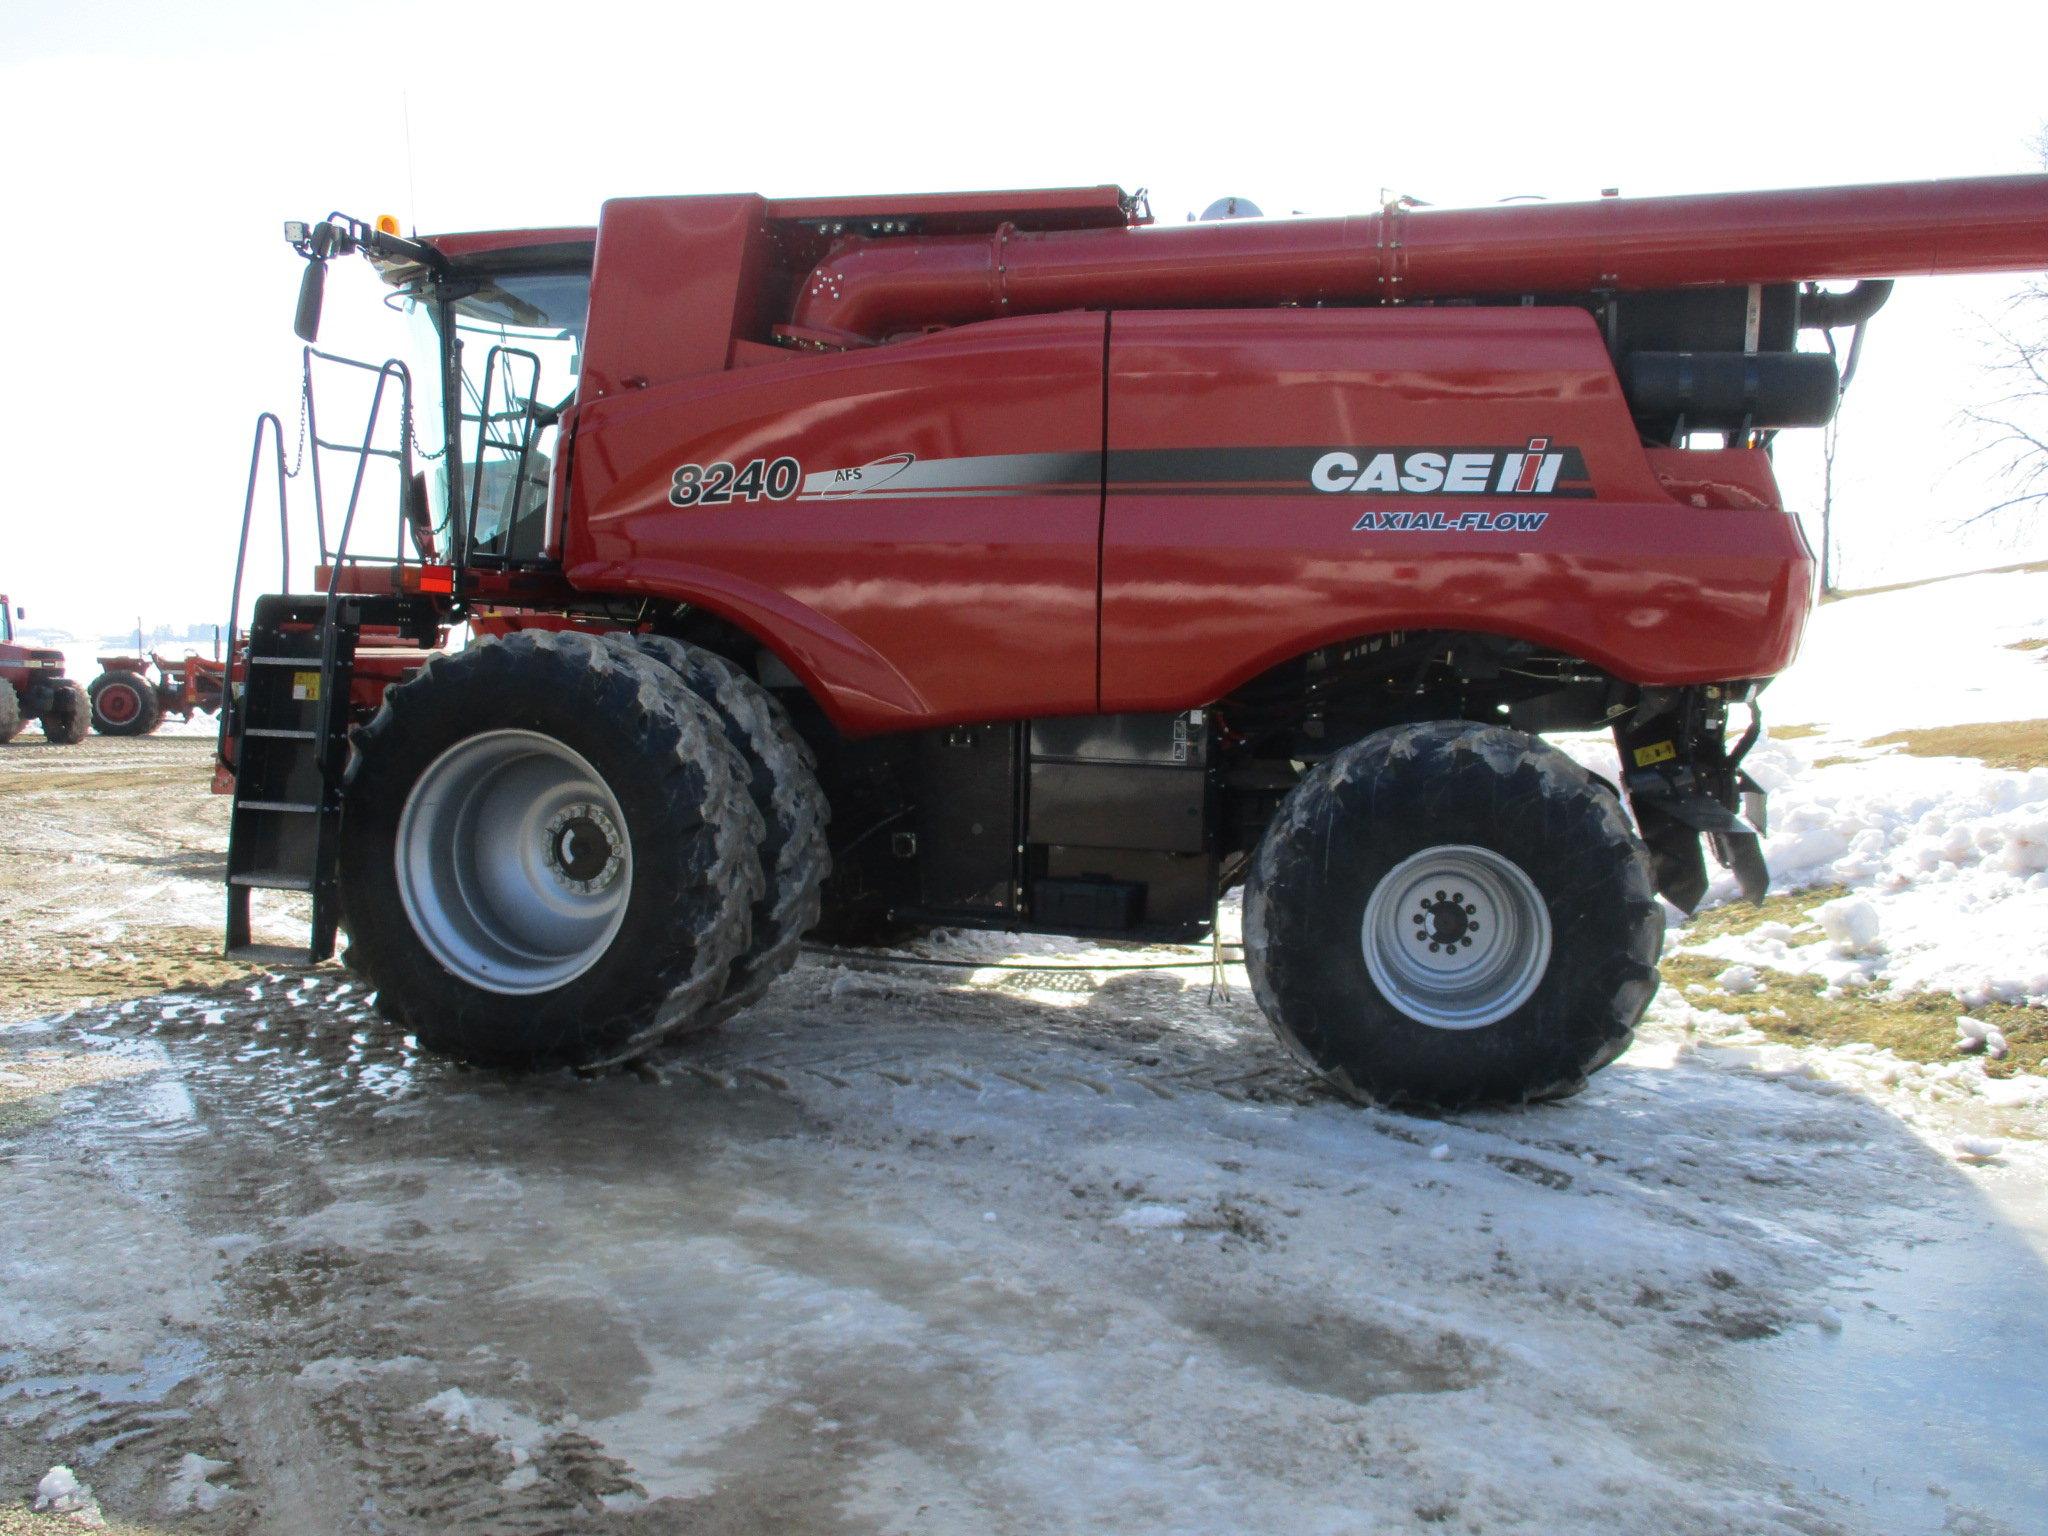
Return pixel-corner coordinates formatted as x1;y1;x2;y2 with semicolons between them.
246;654;325;666
225;942;319;967
229;872;315;891
235;799;323;814
243;727;320;740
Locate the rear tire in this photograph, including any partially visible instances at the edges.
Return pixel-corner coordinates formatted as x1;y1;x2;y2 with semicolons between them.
0;679;21;744
338;631;765;1069
41;681;89;745
616;636;830;1026
1244;721;1662;1109
88;670;165;736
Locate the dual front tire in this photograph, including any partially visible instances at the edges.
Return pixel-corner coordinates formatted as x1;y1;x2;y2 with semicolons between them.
339;630;827;1070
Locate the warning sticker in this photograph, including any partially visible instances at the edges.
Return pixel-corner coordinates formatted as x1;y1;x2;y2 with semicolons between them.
1633;740;1677;768
291;671;321;702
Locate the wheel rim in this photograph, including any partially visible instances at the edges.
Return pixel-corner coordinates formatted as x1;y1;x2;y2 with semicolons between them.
1360;844;1552;1030
100;682;141;723
395;730;634;995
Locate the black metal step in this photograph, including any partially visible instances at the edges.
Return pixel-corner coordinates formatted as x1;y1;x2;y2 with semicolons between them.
229;871;315;891
235;800;323;814
243;727;319;741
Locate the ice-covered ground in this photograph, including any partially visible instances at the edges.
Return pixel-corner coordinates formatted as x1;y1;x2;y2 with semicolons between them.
4;572;2047;1535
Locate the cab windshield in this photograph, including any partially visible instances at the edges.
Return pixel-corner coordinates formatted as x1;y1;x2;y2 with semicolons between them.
403;268;588;563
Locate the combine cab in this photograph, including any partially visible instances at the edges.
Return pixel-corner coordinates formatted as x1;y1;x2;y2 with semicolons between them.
215;177;2048;1107
0;594;88;746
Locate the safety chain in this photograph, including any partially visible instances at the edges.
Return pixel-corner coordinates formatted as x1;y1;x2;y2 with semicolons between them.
406;392;448;462
282;387;309;480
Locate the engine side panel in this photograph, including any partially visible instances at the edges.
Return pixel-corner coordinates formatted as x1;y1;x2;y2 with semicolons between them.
564;313;1106;732
1100;308;1814;711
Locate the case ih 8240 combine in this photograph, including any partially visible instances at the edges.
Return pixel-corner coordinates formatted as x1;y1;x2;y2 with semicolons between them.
221;175;2048;1107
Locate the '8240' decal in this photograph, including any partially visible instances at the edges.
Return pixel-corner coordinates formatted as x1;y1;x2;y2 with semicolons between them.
669;456;803;507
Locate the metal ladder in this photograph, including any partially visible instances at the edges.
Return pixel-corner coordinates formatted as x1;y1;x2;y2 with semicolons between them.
222;594;364;960
220;352;435;963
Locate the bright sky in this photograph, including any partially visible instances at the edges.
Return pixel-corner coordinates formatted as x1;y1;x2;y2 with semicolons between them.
3;0;2046;637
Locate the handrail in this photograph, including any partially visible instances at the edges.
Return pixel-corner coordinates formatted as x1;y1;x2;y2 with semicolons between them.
463;344;540;565
218;411;290;765
221;351;419;773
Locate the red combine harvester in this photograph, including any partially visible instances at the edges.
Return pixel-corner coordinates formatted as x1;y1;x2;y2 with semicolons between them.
220;175;2048;1106
87;650;229;736
0;594;88;745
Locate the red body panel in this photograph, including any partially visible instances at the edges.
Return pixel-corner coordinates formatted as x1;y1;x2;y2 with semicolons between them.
566;313;1107;729
1099;309;1812;709
583;197;777;394
560;301;1812;734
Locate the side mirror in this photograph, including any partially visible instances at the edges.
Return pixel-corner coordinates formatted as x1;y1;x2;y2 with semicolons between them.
294;259;326;343
13;605;22;620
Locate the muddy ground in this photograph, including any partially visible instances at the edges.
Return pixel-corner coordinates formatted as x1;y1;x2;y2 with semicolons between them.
2;736;2044;1535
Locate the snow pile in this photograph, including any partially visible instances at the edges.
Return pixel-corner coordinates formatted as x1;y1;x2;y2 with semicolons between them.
1675;748;2048;1005
32;1465;104;1527
419;1386;557;1479
163;1452;231;1512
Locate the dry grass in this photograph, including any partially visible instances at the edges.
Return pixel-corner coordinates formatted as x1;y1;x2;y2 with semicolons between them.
1863;719;2048;772
1670;886;2047;1075
1768;722;1824;740
0;1504;171;1535
1681;883;1848;944
1822;558;2048;603
2007;636;2048;653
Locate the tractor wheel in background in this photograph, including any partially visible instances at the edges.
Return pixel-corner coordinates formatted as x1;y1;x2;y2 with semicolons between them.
41;681;90;745
617;634;830;1027
337;630;765;1070
0;679;21;744
88;670;165;736
1244;720;1664;1109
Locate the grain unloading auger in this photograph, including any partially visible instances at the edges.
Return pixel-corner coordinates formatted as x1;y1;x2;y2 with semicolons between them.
220;173;2048;1108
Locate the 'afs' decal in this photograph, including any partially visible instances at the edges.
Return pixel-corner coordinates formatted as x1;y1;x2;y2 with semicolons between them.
1310;439;1589;497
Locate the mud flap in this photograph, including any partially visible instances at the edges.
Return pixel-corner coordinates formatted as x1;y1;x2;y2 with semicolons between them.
1634;803;1710;913
1625;773;1770;912
1711;831;1771;905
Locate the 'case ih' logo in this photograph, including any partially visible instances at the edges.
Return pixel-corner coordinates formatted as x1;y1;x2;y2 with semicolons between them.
1310;439;1589;497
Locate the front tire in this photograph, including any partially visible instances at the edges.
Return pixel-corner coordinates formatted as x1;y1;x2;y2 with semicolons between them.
88;670;165;736
616;636;830;1027
1245;722;1662;1109
339;631;764;1069
41;681;89;745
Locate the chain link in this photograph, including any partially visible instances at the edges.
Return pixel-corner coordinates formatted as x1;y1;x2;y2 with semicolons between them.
282;387;308;480
405;391;448;462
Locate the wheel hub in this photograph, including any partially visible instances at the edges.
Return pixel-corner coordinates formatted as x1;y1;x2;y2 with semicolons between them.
544;805;623;893
1363;845;1552;1030
101;683;139;721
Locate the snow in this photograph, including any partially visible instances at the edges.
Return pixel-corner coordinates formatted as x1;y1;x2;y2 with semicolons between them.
1763;568;2048;736
32;1465;105;1526
163;1452;231;1512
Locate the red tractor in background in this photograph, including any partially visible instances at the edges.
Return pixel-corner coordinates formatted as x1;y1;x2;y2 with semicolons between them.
219;174;2048;1109
0;594;88;745
87;650;229;736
